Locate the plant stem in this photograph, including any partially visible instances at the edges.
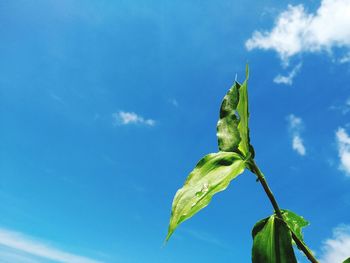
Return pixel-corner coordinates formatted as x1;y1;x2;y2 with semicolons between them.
248;159;319;263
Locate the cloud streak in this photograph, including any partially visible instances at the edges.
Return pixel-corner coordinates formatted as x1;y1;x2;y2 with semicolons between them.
246;0;350;63
0;228;103;263
336;128;350;176
113;111;155;126
330;98;350;115
287;114;306;156
273;63;302;85
183;228;230;250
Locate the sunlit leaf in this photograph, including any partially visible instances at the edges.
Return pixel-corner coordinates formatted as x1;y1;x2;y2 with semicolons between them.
343;258;350;263
236;65;251;156
252;215;297;263
166;152;245;241
282;209;309;243
217;65;253;157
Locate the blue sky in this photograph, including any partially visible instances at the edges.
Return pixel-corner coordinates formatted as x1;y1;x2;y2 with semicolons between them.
1;0;350;262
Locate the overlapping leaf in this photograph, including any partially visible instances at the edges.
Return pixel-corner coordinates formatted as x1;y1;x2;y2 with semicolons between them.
166;152;245;241
282;209;309;243
217;65;253;157
236;67;251;156
252;215;297;263
217;81;241;152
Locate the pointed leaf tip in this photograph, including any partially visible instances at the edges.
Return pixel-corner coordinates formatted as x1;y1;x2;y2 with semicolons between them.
166;152;245;241
217;66;253;157
245;64;249;79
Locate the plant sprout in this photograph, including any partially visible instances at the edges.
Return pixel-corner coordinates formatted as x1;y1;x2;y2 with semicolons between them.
165;65;349;263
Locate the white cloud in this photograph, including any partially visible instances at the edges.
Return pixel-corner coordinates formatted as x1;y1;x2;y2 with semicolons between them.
319;225;350;263
336;127;350;176
246;0;350;63
113;111;155;126
287;114;306;156
292;135;306;156
288;114;303;130
273;63;302;85
0;246;47;263
0;228;102;263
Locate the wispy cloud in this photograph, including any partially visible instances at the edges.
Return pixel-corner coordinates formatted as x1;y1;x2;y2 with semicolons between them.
287;114;306;156
49;92;65;105
169;98;179;107
319;225;350;263
336;128;350;176
246;0;350;64
330;98;350;115
273;63;302;85
112;111;155;126
0;228;103;263
0;247;40;263
339;52;350;63
183;228;230;250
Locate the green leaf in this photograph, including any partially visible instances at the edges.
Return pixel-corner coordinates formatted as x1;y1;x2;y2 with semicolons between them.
281;209;309;243
343;258;350;263
252;215;297;263
166;152;245;241
236;65;251;156
217;81;241;152
281;210;314;258
217;65;253;157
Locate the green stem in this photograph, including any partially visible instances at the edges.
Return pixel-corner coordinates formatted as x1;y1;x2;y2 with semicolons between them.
248;159;319;263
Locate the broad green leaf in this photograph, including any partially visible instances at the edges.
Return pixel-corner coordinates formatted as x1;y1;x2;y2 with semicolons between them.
252;215;297;263
217;65;253;157
281;209;309;243
217;82;241;152
166;152;245;241
343;258;350;263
